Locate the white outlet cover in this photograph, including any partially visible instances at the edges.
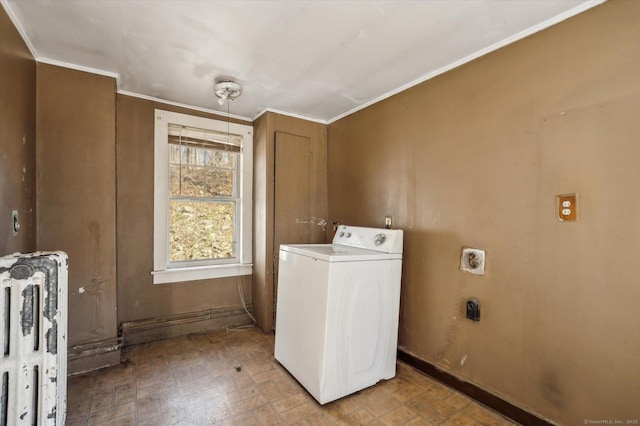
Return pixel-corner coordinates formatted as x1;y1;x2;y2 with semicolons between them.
460;248;485;275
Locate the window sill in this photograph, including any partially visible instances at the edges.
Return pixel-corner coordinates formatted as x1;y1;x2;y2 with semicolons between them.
151;263;252;284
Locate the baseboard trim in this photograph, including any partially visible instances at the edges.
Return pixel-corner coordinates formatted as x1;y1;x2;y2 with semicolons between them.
68;349;121;375
120;305;253;346
397;349;554;426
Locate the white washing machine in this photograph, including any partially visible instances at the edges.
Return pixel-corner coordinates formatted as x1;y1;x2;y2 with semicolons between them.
274;225;403;404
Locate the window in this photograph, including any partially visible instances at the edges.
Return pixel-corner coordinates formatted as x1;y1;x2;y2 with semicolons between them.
152;110;252;284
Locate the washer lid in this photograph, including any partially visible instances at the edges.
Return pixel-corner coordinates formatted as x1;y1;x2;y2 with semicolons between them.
279;243;402;262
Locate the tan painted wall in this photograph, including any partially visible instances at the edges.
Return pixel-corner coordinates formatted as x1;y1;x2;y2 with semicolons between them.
116;94;252;324
0;7;36;254
328;1;640;423
252;112;328;331
252;113;271;331
36;64;119;371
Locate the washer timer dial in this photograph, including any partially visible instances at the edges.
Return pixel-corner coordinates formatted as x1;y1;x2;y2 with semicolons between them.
374;233;386;246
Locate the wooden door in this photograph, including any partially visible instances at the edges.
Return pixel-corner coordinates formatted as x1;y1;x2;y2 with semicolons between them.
273;132;313;323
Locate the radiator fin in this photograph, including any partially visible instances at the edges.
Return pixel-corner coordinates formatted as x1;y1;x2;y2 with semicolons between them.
1;372;8;426
0;252;67;425
3;288;9;357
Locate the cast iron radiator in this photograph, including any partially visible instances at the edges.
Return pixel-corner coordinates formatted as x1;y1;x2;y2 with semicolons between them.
0;252;67;425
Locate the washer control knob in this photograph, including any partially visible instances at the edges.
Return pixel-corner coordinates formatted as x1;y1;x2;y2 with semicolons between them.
346;232;352;238
374;233;386;246
339;232;345;237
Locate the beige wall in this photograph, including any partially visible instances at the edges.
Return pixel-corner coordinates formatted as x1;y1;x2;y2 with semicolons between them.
0;7;36;254
328;1;640;423
6;2;638;415
36;64;119;372
253;112;328;331
116;94;252;324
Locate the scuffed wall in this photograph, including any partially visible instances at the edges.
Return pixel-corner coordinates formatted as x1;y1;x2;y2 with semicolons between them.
328;1;640;423
37;64;119;372
115;94;252;326
0;7;36;254
252;112;328;332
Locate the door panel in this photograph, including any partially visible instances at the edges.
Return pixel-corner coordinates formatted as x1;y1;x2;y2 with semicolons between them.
273;132;313;323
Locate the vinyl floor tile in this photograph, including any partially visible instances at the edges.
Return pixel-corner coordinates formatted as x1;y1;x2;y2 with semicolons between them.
67;327;515;425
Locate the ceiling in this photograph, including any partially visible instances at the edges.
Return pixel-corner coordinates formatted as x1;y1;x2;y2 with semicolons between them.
2;0;604;123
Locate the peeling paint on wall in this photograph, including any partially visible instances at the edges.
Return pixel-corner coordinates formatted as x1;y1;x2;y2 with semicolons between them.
460;354;467;366
295;216;327;231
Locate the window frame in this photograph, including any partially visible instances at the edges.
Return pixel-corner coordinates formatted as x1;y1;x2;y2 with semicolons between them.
152;109;253;284
167;124;240;267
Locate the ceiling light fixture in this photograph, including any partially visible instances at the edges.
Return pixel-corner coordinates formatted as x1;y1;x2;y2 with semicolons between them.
214;80;242;105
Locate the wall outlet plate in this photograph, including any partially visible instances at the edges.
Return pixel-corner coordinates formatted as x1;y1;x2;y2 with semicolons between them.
557;193;578;221
460;247;485;275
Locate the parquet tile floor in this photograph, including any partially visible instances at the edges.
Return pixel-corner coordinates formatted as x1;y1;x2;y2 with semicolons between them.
67;327;516;425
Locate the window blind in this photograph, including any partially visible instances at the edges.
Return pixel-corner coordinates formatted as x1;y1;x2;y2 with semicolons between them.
168;124;241;152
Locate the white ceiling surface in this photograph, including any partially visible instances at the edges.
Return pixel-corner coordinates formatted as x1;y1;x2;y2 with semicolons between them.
3;0;604;123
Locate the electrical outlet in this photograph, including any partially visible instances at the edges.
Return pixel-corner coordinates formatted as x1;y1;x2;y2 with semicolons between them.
557;193;578;221
460;248;485;275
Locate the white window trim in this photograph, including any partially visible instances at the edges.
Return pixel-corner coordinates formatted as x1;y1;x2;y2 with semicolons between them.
152;109;253;284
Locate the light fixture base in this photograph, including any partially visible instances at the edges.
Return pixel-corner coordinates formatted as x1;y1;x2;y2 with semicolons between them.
214;80;242;105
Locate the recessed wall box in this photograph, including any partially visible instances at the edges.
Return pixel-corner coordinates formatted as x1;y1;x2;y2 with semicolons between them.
466;298;480;321
557;193;578;221
460;248;485;275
